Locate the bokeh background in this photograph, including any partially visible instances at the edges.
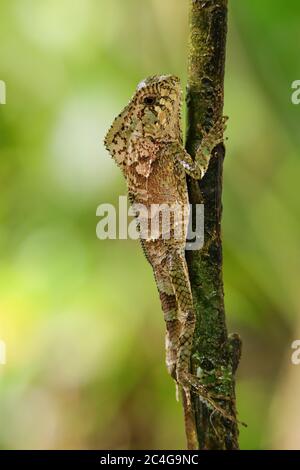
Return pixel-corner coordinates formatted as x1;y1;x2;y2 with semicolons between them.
0;0;300;450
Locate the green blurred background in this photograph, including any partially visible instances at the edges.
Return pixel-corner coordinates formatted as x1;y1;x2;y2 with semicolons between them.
0;0;300;450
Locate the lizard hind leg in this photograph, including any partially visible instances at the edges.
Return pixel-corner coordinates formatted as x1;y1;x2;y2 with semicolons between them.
168;248;237;426
156;276;181;381
142;239;181;382
167;248;196;405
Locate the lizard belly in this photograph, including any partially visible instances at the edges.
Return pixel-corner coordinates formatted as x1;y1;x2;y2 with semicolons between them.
130;182;189;245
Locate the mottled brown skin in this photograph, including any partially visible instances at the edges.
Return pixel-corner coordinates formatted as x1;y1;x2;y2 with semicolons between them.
104;75;229;445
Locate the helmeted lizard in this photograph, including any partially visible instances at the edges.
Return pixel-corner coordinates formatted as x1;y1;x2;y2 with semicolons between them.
104;75;231;445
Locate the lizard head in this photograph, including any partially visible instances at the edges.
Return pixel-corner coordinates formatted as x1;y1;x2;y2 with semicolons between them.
129;74;182;140
104;75;182;161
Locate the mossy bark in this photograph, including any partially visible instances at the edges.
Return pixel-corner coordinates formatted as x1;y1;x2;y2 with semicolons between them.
185;0;241;449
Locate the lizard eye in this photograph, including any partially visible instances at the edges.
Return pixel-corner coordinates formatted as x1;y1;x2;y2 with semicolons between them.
143;96;156;105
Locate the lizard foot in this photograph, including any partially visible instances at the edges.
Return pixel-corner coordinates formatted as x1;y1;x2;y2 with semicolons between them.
201;115;228;150
177;371;235;424
178;371;247;427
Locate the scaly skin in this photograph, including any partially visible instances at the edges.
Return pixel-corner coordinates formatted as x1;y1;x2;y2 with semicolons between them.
104;75;229;446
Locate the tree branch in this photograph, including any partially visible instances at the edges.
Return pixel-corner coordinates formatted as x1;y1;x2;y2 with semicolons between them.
185;0;242;450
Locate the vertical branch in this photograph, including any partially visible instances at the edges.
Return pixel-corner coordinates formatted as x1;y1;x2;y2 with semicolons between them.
185;0;241;449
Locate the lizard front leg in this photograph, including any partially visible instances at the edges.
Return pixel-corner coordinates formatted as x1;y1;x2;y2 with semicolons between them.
172;116;227;180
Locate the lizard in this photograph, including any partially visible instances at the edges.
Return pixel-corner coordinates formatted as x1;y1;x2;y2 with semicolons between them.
104;74;233;447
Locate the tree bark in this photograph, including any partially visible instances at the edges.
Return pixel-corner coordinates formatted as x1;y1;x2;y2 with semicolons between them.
185;0;241;449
